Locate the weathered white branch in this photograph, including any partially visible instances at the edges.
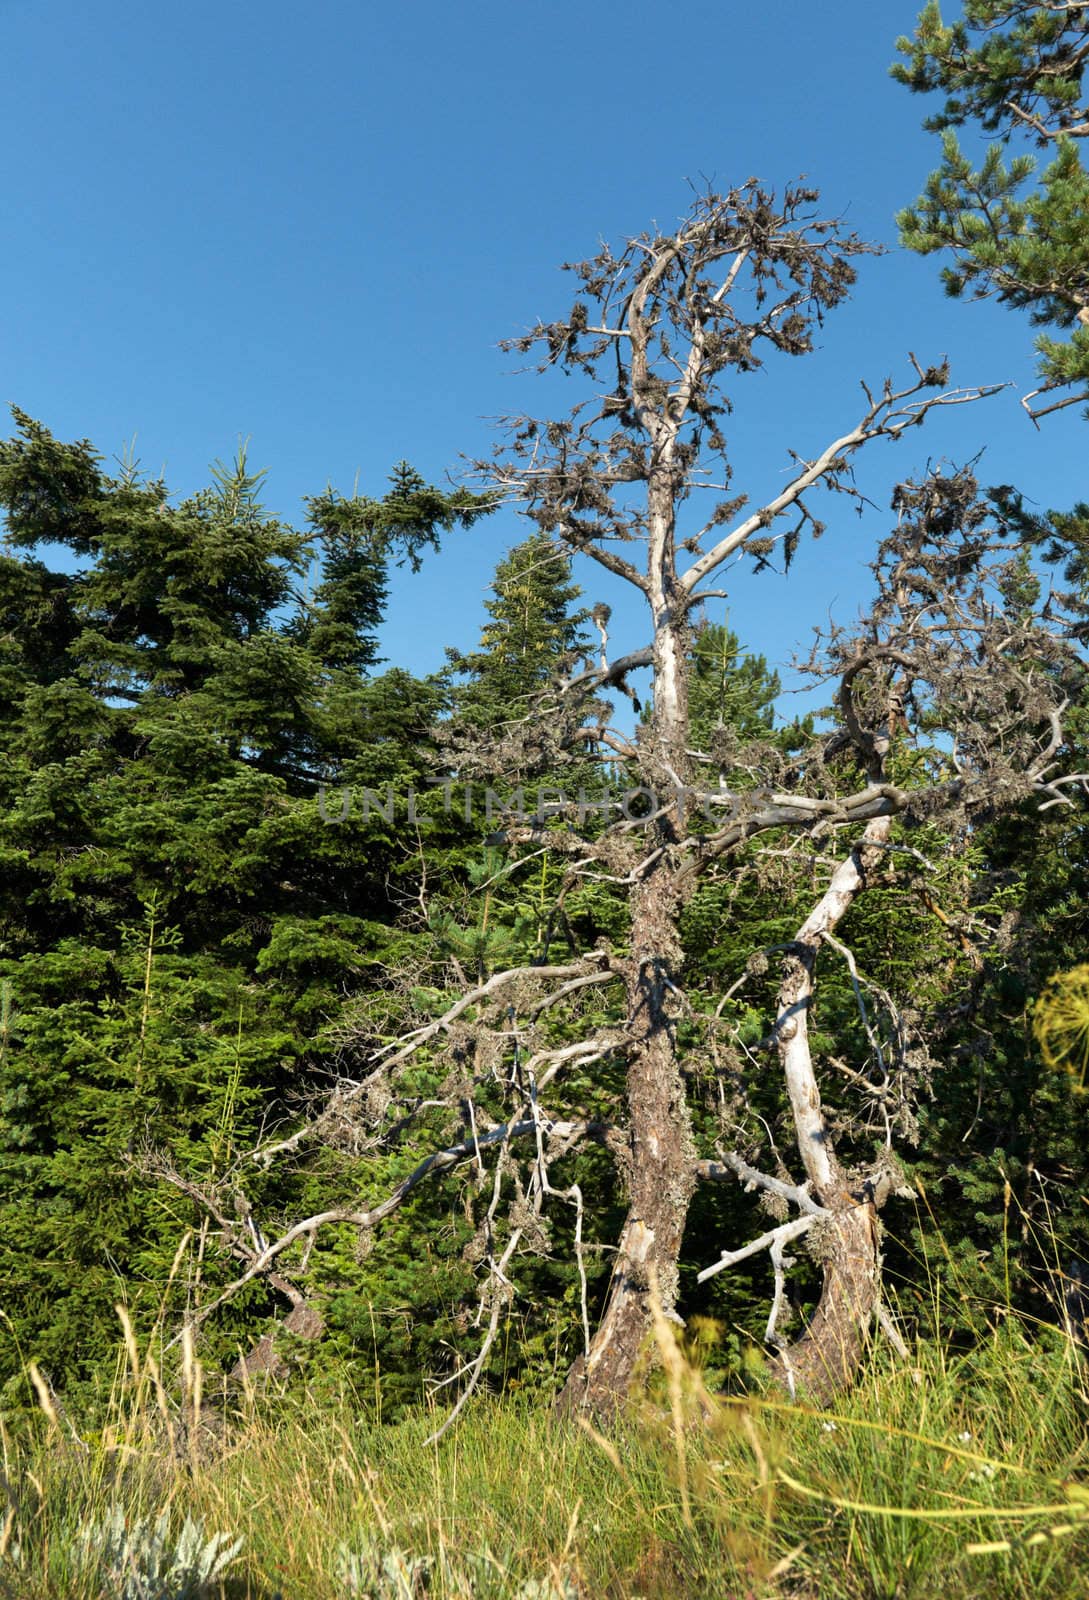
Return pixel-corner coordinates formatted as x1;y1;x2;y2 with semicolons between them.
529;1072;591;1357
252;959;612;1167
180;1116;612;1339
679;375;1002;597
776;815;893;1193
528;970;620;1019
697;1214;817;1284
423;1225;523;1445
531;1039;615;1095
694;1151;827;1217
691;781;910;868
766;1231;794;1347
378;960;604;1069
876;1302;910;1361
1022;383;1089;423
819;930;890;1105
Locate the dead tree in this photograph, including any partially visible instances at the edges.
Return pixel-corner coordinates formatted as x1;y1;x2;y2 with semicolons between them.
163;185;1085;1426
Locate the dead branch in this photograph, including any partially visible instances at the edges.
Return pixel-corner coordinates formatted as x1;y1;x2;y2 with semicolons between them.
174;1115;617;1342
694;1151;826;1217
253;957;616;1167
678;372;1003;599
696;1214;820;1285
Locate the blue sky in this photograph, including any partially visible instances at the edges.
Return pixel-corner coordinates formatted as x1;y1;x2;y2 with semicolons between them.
2;0;1084;708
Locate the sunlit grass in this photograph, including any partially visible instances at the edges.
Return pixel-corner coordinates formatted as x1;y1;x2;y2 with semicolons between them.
2;1291;1089;1599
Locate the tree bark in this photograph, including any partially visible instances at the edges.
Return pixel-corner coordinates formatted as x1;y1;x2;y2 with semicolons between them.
772;1200;879;1403
559;597;697;1416
770;816;890;1399
229;1278;324;1386
557;863;697;1415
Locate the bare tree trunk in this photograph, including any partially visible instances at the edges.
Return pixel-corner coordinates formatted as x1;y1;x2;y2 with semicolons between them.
559;591;697;1416
558;863;697;1415
771;816;890;1399
773;1201;879;1403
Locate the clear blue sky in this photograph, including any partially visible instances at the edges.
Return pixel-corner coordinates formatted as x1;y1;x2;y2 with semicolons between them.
2;0;1083;706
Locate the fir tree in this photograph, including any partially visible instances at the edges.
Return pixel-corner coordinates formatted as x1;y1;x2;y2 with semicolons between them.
687;621;779;749
0;410;487;1399
445;529;591;731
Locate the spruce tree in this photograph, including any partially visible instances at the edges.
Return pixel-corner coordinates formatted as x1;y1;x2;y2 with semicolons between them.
686;621;779;748
445;529;591;732
0;410;487;1400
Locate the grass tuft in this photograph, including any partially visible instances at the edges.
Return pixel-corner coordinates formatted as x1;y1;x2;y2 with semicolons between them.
2;1297;1089;1597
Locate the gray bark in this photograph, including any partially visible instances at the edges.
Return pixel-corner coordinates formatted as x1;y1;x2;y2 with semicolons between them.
770;816;892;1398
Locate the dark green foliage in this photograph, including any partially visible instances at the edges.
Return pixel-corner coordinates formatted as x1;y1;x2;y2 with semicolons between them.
887;772;1089;1341
2;381;1087;1417
301;461;485;672
0;410;488;1402
444;529;591;732
686;623;779;748
894;3;1089;402
225;525;623;1417
895;6;1089;1331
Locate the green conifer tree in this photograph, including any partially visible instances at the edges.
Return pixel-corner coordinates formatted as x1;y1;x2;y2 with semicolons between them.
687;621;779;747
895;4;1089;1331
894;1;1089;415
445;529;591;731
0;410;487;1400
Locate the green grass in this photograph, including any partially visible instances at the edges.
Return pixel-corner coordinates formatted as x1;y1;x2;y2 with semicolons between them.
3;1312;1089;1598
